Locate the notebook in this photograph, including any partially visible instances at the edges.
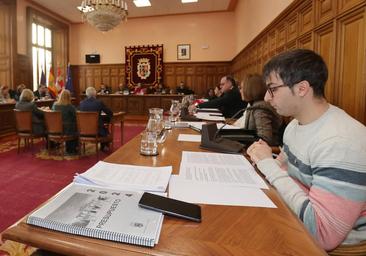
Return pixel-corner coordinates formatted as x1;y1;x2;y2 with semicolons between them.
27;183;163;247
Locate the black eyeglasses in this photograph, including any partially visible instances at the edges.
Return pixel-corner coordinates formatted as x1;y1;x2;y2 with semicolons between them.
266;84;287;97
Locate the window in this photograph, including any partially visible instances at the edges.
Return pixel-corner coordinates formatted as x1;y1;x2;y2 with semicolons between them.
32;22;52;90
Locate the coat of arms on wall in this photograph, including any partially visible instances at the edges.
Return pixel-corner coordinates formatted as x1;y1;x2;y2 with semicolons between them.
125;45;163;89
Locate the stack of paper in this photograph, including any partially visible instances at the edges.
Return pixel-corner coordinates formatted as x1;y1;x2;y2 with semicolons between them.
169;151;276;208
74;161;172;192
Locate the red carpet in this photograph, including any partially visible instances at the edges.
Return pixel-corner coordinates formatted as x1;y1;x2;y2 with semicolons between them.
0;124;145;233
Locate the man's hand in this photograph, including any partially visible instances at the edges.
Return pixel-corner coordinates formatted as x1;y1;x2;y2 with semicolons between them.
246;139;273;164
188;104;197;114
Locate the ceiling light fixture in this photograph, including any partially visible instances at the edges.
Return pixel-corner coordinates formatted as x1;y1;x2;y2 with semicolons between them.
133;0;151;7
77;0;128;32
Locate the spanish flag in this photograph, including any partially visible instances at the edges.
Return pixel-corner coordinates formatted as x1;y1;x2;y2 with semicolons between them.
48;67;58;98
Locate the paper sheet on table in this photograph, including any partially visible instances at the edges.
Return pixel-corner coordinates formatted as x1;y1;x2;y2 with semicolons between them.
187;122;241;132
179;151;268;189
194;112;225;121
169;175;276;208
74;161;172;192
198;108;220;111
178;134;201;142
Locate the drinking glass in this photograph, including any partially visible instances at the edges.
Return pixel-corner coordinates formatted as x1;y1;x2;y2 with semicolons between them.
169;100;180;123
140;131;158;156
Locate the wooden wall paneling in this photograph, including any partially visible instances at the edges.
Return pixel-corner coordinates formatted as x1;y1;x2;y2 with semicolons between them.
286;40;298;50
315;0;337;25
297;32;314;49
127;97;144;114
299;0;315;35
15;54;31;87
314;22;336;103
268;30;276;54
163;65;175;88
144;96;161;113
118;66;125;86
276;22;287;49
93;67;102;89
110;67;119;92
175;66;185;87
0;2;14;88
338;0;365;13
101;67;110;88
111;96;126;112
336;7;366;123
287;13;299;42
77;67;85;93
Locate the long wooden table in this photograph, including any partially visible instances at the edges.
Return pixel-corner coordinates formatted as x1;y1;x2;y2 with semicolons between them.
1;128;326;255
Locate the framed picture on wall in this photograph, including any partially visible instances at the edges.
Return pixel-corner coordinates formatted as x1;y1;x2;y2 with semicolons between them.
177;44;191;60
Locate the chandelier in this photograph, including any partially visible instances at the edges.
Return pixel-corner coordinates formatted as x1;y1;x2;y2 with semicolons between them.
77;0;128;32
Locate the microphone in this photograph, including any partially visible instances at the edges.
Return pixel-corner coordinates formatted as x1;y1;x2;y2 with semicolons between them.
200;108;246;154
213;108;246;141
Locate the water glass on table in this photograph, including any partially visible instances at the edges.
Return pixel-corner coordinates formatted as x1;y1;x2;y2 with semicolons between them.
140;131;158;156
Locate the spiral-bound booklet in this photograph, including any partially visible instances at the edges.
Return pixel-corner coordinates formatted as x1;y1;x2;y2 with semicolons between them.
27;183;163;247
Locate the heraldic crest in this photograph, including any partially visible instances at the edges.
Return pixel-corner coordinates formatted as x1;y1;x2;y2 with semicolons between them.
125;45;163;90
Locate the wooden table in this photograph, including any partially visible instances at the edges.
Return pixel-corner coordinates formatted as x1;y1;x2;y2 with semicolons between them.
1;128;327;256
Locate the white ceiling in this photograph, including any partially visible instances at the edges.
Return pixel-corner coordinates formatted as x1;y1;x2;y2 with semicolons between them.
29;0;235;23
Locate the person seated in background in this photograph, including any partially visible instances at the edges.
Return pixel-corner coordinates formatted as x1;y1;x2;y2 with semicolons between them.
52;89;78;155
132;83;144;95
214;85;223;98
206;87;217;101
176;81;194;95
155;83;165;94
233;74;283;146
14;84;26;101
0;85;16;103
246;49;366;251
98;83;111;94
79;87;113;152
146;84;156;94
116;83;129;95
15;89;45;136
192;76;247;118
33;84;49;100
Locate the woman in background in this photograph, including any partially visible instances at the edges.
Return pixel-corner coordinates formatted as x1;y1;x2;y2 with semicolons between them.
52;89;78;154
0;85;16;103
15;89;45;135
234;74;284;146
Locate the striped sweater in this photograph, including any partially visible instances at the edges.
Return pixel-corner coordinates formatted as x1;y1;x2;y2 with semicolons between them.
256;105;366;251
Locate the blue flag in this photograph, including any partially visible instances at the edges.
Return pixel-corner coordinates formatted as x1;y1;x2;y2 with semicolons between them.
39;69;46;87
65;63;74;93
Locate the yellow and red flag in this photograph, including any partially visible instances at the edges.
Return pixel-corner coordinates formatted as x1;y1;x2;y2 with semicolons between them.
56;67;65;94
48;67;58;98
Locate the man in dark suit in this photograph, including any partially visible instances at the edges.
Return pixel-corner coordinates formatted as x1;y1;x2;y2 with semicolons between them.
79;87;113;151
196;76;247;118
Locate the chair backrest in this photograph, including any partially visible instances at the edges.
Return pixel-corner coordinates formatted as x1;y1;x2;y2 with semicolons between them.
44;111;63;134
76;111;99;136
13;109;32;133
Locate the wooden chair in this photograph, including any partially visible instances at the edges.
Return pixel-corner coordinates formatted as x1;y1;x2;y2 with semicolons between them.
44;111;78;158
328;241;366;256
76;111;112;158
13;109;44;153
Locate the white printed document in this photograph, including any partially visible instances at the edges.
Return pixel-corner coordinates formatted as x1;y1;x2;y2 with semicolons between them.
194;112;225;121
74;161;172;192
179;151;268;189
187;122;241;132
169;175;276;208
178;134;201;142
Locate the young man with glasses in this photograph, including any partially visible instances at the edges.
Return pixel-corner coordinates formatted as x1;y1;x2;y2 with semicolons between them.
247;49;366;251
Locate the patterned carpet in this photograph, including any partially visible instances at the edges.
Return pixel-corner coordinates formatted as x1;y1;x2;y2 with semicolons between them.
0;124;145;256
